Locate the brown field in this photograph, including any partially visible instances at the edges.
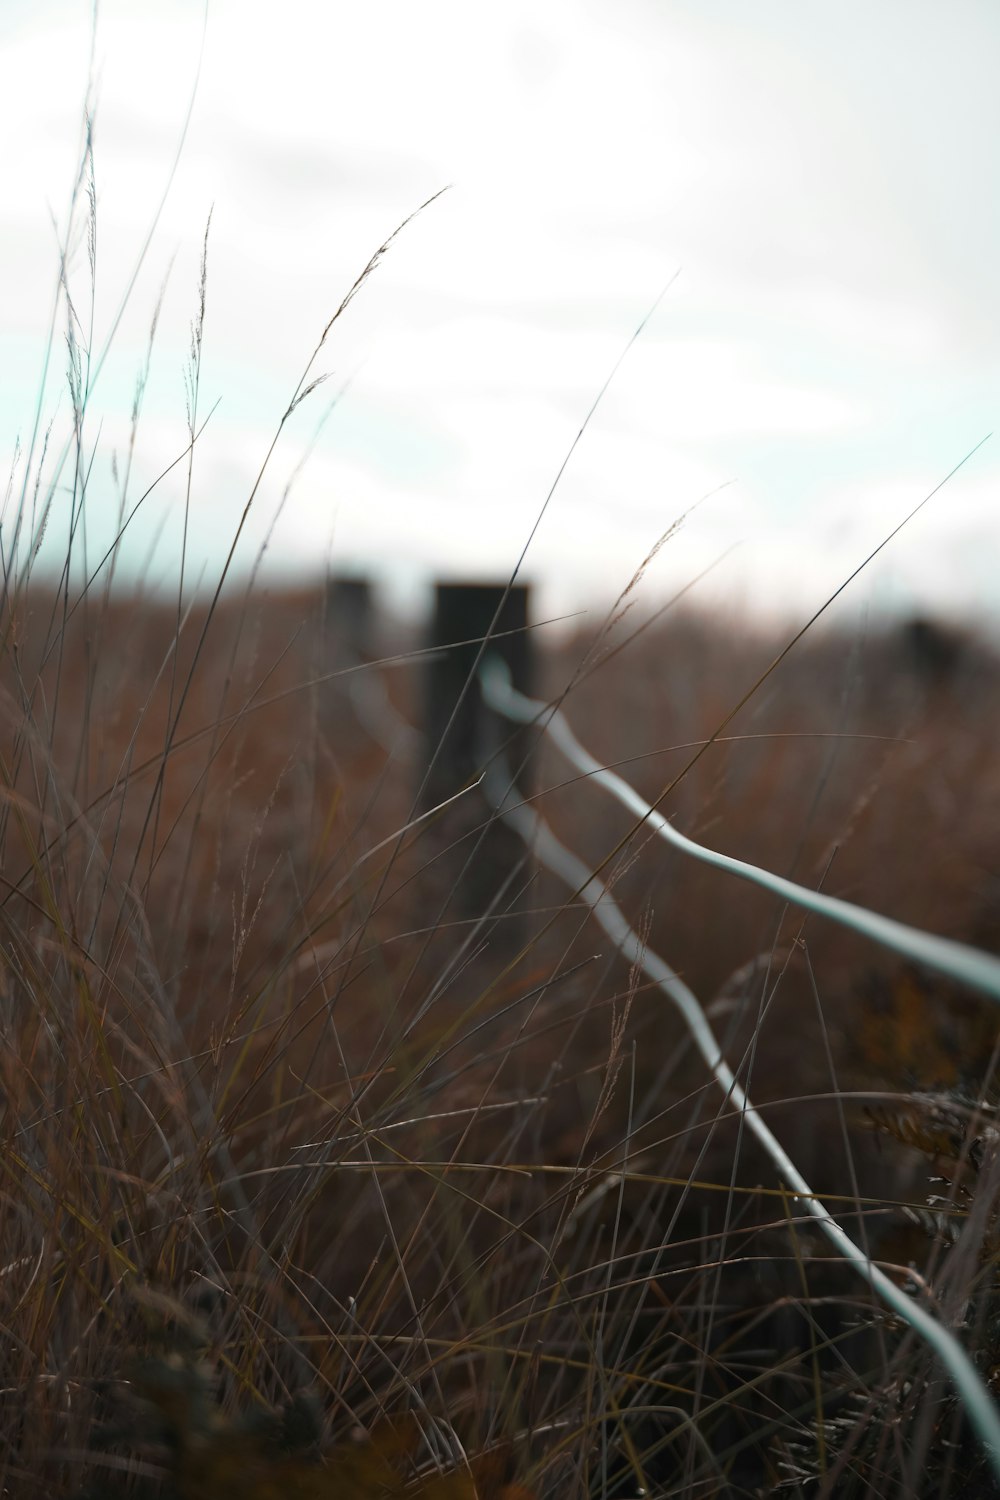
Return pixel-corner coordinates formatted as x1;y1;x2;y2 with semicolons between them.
2;577;1000;1498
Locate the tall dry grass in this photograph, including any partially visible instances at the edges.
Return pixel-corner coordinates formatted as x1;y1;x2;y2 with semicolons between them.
3;102;1000;1500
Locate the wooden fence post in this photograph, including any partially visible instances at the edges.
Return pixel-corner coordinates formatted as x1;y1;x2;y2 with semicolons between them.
320;575;376;741
421;581;535;945
325;575;373;663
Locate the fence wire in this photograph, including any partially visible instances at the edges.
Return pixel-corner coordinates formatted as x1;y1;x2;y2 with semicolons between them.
479;652;1000;1479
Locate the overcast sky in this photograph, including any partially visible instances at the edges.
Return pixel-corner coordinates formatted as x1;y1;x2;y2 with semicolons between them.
2;1;998;628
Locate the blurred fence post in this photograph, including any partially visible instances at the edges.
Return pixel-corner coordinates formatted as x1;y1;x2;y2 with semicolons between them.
325;576;373;664
421;581;535;947
322;575;373;736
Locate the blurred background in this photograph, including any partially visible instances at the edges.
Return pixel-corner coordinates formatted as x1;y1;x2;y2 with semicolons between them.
1;0;998;630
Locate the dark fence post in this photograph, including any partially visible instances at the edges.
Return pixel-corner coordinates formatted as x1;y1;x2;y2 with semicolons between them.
325;575;373;663
321;575;375;739
422;581;535;946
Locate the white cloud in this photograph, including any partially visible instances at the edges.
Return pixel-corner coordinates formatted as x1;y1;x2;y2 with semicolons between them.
1;0;998;628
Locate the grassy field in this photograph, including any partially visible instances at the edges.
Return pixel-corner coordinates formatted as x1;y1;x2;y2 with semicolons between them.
4;115;1000;1496
3;567;1000;1498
